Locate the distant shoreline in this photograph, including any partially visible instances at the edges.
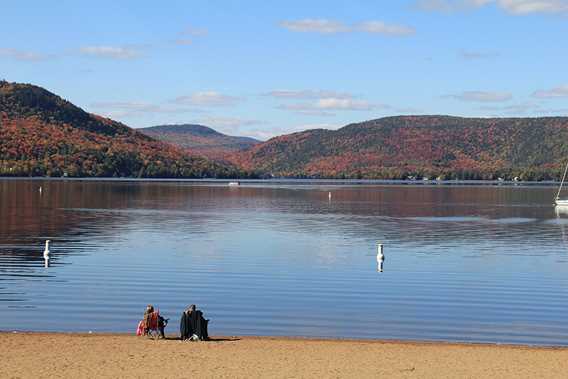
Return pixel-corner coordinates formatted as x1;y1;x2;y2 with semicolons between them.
0;176;562;187
3;332;568;378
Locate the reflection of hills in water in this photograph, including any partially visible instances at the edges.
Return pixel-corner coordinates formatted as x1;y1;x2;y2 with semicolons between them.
1;182;566;291
2;182;566;258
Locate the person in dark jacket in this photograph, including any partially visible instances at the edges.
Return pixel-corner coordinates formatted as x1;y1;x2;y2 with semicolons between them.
180;304;209;341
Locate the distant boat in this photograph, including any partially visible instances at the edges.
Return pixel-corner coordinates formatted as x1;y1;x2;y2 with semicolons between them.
555;161;568;206
228;181;240;187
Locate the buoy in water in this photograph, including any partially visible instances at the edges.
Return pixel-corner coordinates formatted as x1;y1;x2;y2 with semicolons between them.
376;243;385;272
43;240;51;268
376;243;384;261
39;186;42;194
328;192;332;200
43;240;50;259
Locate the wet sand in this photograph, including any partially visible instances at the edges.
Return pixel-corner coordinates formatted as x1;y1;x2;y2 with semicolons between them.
2;333;568;378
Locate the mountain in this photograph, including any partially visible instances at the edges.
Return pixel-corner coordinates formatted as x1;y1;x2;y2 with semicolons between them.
4;82;567;181
228;115;568;180
139;124;260;159
0;81;245;178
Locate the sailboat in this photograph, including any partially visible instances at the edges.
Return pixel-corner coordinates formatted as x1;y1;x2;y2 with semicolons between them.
555;161;568;206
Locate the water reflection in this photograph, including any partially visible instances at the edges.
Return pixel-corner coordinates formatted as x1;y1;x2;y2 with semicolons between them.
376;243;384;273
1;180;568;345
377;259;384;273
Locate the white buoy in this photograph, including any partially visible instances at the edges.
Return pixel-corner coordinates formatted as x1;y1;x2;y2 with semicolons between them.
43;240;50;259
39;186;42;194
43;240;51;268
376;243;384;260
328;192;332;200
376;243;384;272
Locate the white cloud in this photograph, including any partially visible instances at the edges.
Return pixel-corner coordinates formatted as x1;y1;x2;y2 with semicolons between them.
479;101;540;114
445;90;513;102
532;84;568;98
0;48;50;62
264;89;353;99
279;19;349;34
276;104;336;117
317;98;382;110
280;19;415;36
269;90;387;114
416;0;568;14
89;101;197;119
79;46;141;59
357;21;416;36
279;97;389;113
90;92;244;121
194;116;264;135
416;0;491;12
498;0;568;14
173;91;242;107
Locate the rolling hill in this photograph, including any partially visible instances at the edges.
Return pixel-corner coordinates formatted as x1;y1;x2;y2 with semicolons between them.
3;81;568;181
228;115;568;180
0;81;245;178
139;124;260;159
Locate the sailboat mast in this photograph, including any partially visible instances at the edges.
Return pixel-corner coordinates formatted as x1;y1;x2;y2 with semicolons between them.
556;161;568;200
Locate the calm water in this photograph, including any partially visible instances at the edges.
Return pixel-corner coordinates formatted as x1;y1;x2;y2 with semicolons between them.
2;179;568;345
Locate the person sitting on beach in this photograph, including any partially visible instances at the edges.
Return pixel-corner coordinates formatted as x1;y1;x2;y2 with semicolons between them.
142;304;154;335
137;304;167;338
180;304;209;341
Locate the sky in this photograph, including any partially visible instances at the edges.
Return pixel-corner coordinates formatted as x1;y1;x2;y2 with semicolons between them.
1;0;568;140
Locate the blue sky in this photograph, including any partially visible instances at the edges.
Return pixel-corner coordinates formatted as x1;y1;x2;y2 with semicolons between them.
1;0;567;139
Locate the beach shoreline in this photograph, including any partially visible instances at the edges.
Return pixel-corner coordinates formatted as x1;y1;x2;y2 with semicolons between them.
3;332;568;378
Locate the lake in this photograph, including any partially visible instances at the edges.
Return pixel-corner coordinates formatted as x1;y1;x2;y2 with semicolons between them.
1;179;568;345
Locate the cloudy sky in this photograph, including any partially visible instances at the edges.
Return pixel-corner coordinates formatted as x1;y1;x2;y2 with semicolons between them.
1;0;567;139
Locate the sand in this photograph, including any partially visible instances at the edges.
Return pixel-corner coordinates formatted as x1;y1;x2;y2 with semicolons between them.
2;333;568;378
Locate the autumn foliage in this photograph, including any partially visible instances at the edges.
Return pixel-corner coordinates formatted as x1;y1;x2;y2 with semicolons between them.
228;115;568;180
0;81;247;178
139;124;259;160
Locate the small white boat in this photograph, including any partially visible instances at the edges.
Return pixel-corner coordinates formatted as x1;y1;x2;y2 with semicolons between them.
228;181;240;187
555;161;568;206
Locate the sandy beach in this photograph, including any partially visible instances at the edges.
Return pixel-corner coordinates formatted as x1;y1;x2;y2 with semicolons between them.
2;333;568;378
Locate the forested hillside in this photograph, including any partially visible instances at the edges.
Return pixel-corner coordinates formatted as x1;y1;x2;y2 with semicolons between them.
3;81;568;181
0;81;246;178
228;116;568;180
139;124;259;159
